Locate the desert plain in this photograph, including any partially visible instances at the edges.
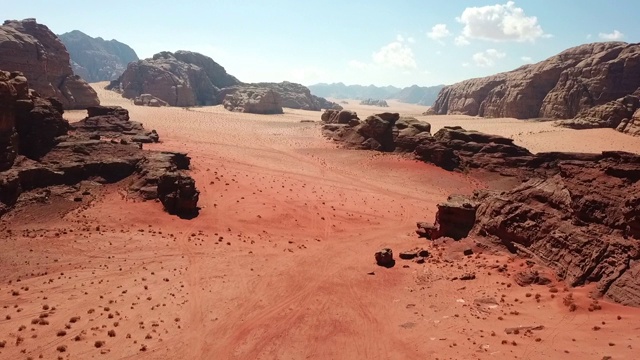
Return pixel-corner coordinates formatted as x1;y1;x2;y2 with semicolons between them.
1;84;639;360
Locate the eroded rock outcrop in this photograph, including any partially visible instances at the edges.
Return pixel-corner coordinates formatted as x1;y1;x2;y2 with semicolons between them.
250;82;341;111
555;90;640;136
108;51;340;111
0;19;99;109
59;30;139;82
70;105;160;143
359;98;389;107
133;94;168;107
321;110;532;173
221;87;283;114
471;152;640;305
321;109;640;305
419;151;640;306
107;50;240;107
431;42;640;120
0;71;198;217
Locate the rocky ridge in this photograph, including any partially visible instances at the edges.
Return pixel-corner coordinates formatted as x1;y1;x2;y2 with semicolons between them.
430;42;640;121
321;108;640;306
59;30;139;82
0;19;99;109
108;51;341;112
221;87;283;114
0;70;198;217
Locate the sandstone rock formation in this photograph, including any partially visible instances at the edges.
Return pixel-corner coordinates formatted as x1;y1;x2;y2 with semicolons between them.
59;30;139;82
555;90;640;136
359;98;389;107
221;88;283;114
107;51;241;107
0;71;198;217
248;82;341;111
70;105;160;143
321;109;530;173
108;51;341;111
133;94;169;107
0;19;99;109
431;42;640;120
469;152;640;305
321;109;640;306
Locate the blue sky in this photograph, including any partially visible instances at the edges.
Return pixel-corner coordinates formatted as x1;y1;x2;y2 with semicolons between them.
5;1;638;87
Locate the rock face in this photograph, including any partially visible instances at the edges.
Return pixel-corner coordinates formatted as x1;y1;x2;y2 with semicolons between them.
0;19;100;109
431;195;479;240
471;152;640;305
107;51;241;107
431;42;640;119
0;71;198;217
58;30;139;82
359;98;389;107
555;90;640;136
0;70;68;171
221;88;283;114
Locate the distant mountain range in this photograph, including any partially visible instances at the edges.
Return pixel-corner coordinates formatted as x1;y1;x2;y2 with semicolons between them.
308;83;444;106
59;30;139;82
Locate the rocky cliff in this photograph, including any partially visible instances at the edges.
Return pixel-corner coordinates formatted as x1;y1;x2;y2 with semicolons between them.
0;19;99;109
430;42;640;119
107;51;241;107
59;30;139;82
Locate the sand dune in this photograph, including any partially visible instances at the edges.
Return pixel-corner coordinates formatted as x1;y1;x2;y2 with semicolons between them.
1;84;638;359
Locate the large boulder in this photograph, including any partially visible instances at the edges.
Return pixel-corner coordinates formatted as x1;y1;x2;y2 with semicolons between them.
0;19;99;109
59;30;139;82
431;42;640;119
107;50;241;107
222;87;283;114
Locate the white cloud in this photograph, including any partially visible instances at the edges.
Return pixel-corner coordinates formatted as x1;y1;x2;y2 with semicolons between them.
289;66;325;83
454;35;470;46
407;37;416;43
372;41;417;69
586;34;592;39
427;24;451;43
599;30;624;40
520;56;533;63
457;1;547;42
472;49;506;67
396;34;405;42
462;62;470;67
348;60;372;70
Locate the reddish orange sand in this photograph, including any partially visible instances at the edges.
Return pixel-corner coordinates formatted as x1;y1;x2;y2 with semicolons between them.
1;88;639;359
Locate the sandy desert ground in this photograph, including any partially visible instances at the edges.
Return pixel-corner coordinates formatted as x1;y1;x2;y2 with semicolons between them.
1;86;639;360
